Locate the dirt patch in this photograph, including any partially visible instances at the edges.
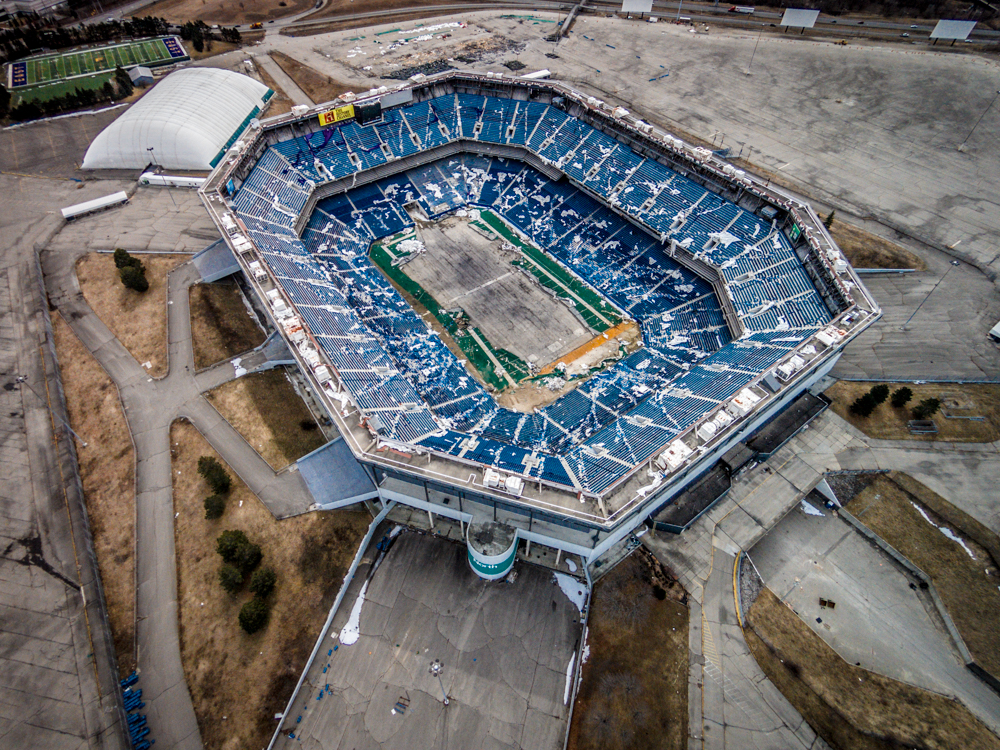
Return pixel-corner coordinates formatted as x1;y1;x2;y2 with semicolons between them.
205;368;327;470
825;381;1000;442
189;280;266;371
253;57;294;117
845;473;1000;680
171;420;369;750
51;313;135;677
140;0;315;25
269;50;354;105
567;551;688;750
828;220;926;270
745;587;1000;750
76;253;187;378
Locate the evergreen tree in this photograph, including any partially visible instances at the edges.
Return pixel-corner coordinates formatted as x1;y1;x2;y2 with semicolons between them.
249;567;276;598
890;387;913;408
119;263;149;292
218;563;243;593
239;598;269;633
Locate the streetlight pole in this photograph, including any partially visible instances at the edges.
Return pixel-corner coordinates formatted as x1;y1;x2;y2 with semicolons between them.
148;147;178;210
958;90;1000;152
746;23;765;75
900;261;959;330
429;660;449;706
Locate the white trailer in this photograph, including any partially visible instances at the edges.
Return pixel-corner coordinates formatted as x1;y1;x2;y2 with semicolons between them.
139;173;206;188
61;191;129;220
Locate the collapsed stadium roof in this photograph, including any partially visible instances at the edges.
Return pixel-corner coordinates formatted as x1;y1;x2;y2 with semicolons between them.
199;72;879;537
82;68;272;171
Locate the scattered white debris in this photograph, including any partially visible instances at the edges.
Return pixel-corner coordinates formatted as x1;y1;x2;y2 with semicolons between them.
800;500;825;517
581;643;590;665
338;580;368;645
397;239;426;256
553;572;586;613
911;503;976;559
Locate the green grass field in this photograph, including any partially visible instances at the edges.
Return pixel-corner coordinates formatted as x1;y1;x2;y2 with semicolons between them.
9;37;186;90
10;73;115;107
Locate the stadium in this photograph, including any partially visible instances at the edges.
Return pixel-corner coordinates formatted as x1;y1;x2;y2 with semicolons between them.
200;71;880;576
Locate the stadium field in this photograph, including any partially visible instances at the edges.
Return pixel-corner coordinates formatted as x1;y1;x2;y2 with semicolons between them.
7;36;187;90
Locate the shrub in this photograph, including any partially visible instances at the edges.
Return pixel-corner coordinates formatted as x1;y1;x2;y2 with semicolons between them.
234;541;263;576
119;263;149;292
113;248;141;269
849;394;877;418
218;563;243;593
239;598;269;634
891;387;913;408
912;398;941;420
869;384;890;405
203;494;225;520
823;210;836;229
216;529;250;563
249;567;276;598
198;456;232;495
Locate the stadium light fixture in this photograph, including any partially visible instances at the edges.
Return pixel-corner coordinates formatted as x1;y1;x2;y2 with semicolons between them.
958;90;1000;152
429;660;449;705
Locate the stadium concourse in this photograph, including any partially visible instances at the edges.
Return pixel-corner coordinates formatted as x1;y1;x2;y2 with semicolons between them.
201;72;878;569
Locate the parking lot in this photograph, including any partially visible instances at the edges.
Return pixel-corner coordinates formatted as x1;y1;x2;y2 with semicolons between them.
279;530;583;750
749;500;1000;733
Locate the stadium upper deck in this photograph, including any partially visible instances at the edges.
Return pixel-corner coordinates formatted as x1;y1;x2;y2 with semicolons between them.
201;72;878;533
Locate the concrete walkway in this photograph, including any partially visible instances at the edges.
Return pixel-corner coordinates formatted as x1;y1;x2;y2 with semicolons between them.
255;52;314;106
645;407;1000;749
40;193;320;750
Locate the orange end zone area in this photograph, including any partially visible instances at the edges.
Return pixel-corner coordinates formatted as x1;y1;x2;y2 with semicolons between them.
538;320;639;376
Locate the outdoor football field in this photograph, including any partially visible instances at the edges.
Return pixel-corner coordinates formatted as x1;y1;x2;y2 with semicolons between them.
7;36;187;89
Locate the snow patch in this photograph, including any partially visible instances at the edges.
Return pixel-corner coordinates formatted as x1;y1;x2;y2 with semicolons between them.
911;503;976;559
566;558;578;573
562;654;575;705
800;500;825;517
338;580;369;645
553;572;586;613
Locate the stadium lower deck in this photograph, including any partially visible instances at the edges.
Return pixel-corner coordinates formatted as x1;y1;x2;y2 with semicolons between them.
229;89;842;503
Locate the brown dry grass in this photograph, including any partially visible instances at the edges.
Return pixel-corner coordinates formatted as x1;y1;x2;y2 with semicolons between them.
171;420;369;750
828;220;926;270
205;368;327;469
189;280;265;371
140;0;314;25
51;313;135;677
187;39;241;60
825;381;1000;442
312;0;460;20
269;50;354;105
76;253;187;378
568;552;688;750
254;59;293;117
845;474;1000;680
745;587;1000;750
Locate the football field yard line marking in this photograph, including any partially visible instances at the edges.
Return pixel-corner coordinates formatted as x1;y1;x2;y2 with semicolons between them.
467;327;517;388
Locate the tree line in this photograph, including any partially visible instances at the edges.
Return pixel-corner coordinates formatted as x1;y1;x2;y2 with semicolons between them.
1;15;240;64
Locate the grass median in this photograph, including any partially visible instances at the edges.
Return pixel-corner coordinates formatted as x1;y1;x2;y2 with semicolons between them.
171;419;369;750
51;313;135;676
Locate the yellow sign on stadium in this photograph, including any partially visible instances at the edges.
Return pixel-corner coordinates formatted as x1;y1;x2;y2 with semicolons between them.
318;105;355;126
